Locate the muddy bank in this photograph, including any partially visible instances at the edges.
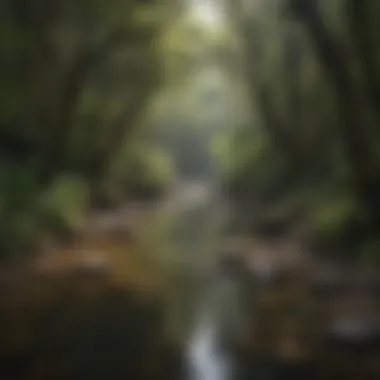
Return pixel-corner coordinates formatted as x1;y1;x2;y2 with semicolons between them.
0;268;182;380
0;202;182;380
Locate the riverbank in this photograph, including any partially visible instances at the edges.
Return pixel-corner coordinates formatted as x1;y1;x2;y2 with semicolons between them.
232;231;380;380
0;201;184;380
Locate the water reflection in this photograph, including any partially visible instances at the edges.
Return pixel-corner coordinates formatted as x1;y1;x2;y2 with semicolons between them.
159;178;238;380
186;310;234;380
184;254;252;380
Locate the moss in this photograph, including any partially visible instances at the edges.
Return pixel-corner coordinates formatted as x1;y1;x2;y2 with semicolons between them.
38;175;88;231
358;239;380;266
308;193;359;243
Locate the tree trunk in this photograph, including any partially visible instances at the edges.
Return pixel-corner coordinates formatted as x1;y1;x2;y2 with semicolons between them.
288;0;380;230
347;0;380;119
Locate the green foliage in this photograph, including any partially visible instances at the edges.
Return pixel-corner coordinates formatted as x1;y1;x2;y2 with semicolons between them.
107;140;174;201
308;192;359;241
230;0;380;262
0;0;174;260
0;169;89;261
38;175;89;233
0;163;42;257
359;239;380;265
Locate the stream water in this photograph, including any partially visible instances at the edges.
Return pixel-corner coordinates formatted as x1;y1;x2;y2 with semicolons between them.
185;300;234;380
184;270;251;380
157;178;250;380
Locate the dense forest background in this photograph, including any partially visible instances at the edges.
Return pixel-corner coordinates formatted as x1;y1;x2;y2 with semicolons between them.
0;0;177;260
2;0;380;265
227;0;380;264
1;1;380;380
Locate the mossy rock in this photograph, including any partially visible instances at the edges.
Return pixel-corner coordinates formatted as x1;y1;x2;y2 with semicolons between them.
308;193;359;243
37;175;89;241
358;239;380;266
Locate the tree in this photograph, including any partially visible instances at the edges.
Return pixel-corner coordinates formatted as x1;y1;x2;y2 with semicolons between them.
286;0;380;230
230;0;380;258
0;0;172;259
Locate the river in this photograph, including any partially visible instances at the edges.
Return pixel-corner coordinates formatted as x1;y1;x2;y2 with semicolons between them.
152;179;252;380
